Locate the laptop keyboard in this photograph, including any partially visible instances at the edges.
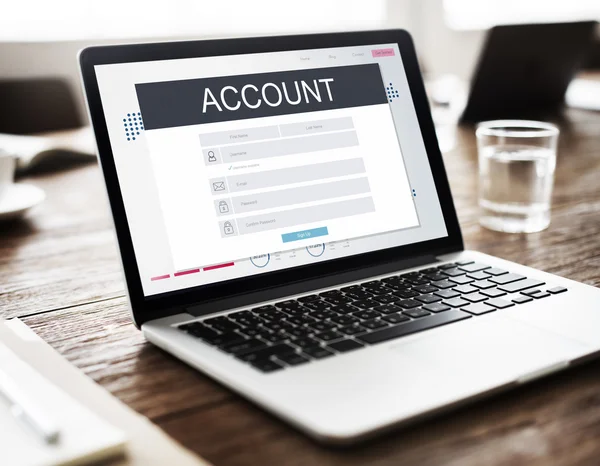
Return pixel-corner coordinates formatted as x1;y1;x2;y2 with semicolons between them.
177;261;568;373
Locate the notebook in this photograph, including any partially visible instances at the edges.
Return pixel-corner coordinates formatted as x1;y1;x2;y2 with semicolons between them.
0;339;126;466
0;319;210;466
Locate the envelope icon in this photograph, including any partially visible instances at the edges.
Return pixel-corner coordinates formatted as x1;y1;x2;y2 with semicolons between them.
212;181;225;191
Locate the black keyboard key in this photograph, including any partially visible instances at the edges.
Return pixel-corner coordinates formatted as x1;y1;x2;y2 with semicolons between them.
259;310;289;322
415;294;442;304
353;309;381;320
211;332;247;348
309;310;338;320
444;297;470;308
315;330;343;342
463;292;489;303
275;300;302;311
302;346;335;359
251;359;284;373
228;310;253;320
276;352;309;366
382;313;411;324
352;299;378;310
332;304;360;315
423;273;449;282
403;277;430;285
467;270;490;280
330;315;359;326
548;286;567;294
222;338;266;354
489;273;526;285
344;290;374;300
512;295;533;304
320;290;343;299
441;268;465;277
454;284;478;294
438;263;457;270
185;325;220;342
261;332;288;344
430;279;456;289
282;307;309;317
290;337;321;349
357;310;471;344
303;300;331;311
339;325;367;335
393;290;421;299
308;321;337;332
485;268;508;276
434;289;460;299
238;327;261;338
362;319;389;330
328;339;365;353
260;321;286;332
458;262;490;273
455;260;474;266
372;294;397;305
252;304;278;313
287;315;315;326
397;299;421;309
287;327;313;338
423;303;451;313
481;288;506;298
298;294;320;303
498;279;545;293
374;304;403;315
322;296;353;306
486;298;514;309
449;275;474;285
413;285;439;294
404;308;431;318
461;302;496;315
472;280;496;290
236;343;297;362
383;282;411;292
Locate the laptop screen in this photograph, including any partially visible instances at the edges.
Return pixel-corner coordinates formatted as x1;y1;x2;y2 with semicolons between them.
94;43;448;297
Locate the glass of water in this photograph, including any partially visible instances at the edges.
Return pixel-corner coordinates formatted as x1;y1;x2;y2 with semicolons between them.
476;120;559;233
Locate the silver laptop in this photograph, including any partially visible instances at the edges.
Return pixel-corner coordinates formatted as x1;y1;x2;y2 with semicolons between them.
79;29;600;444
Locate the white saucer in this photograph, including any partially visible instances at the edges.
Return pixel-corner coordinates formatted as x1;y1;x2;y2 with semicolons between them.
0;183;46;221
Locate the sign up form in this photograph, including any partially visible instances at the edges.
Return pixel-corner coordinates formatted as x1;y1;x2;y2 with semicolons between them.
137;63;419;271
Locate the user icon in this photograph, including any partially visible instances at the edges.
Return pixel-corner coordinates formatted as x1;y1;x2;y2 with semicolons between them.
208;150;217;163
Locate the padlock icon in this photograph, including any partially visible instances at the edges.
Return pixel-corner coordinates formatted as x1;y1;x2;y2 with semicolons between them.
223;221;234;235
218;200;229;213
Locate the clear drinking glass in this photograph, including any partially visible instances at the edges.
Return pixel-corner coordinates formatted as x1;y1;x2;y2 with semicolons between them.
476;120;559;233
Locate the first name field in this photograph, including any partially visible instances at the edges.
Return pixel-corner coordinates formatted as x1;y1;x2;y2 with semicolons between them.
200;116;357;165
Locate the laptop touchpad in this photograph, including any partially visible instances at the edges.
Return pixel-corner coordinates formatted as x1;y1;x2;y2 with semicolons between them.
390;314;589;385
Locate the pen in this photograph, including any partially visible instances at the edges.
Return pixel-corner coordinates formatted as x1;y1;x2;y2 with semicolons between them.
0;368;61;444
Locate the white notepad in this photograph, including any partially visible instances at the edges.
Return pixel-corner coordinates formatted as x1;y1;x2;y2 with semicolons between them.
0;340;127;466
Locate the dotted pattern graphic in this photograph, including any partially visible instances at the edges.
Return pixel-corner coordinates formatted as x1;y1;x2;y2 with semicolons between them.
412;189;417;197
123;112;144;141
386;83;399;102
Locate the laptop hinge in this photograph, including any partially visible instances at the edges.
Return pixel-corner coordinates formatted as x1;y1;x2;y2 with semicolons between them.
186;254;439;318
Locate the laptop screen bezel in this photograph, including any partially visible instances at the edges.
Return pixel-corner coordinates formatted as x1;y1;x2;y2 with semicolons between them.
79;29;463;327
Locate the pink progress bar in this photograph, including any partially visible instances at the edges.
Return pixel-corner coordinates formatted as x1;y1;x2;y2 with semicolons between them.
151;274;170;281
174;268;201;277
203;262;235;271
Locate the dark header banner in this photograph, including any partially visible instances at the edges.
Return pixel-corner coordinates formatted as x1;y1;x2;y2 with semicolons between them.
136;64;387;130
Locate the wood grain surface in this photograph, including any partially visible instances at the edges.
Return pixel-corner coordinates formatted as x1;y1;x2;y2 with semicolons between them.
2;108;600;466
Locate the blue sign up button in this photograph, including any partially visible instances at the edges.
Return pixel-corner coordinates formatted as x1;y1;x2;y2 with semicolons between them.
281;226;329;243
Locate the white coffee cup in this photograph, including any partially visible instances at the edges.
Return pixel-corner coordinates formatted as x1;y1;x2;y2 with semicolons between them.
0;150;16;200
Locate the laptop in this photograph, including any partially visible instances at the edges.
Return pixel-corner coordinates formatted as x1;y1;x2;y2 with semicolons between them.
460;21;598;123
79;30;600;444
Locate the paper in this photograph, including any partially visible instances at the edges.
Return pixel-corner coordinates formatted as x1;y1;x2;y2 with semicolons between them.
0;319;210;466
0;340;126;466
566;78;600;111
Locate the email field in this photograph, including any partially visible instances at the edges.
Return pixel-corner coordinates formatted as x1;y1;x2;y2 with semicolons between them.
216;177;371;216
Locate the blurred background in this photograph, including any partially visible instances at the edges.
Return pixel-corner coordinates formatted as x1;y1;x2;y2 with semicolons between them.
1;0;599;135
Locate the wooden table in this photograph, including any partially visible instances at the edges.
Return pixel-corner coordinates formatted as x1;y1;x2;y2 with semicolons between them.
2;108;600;466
